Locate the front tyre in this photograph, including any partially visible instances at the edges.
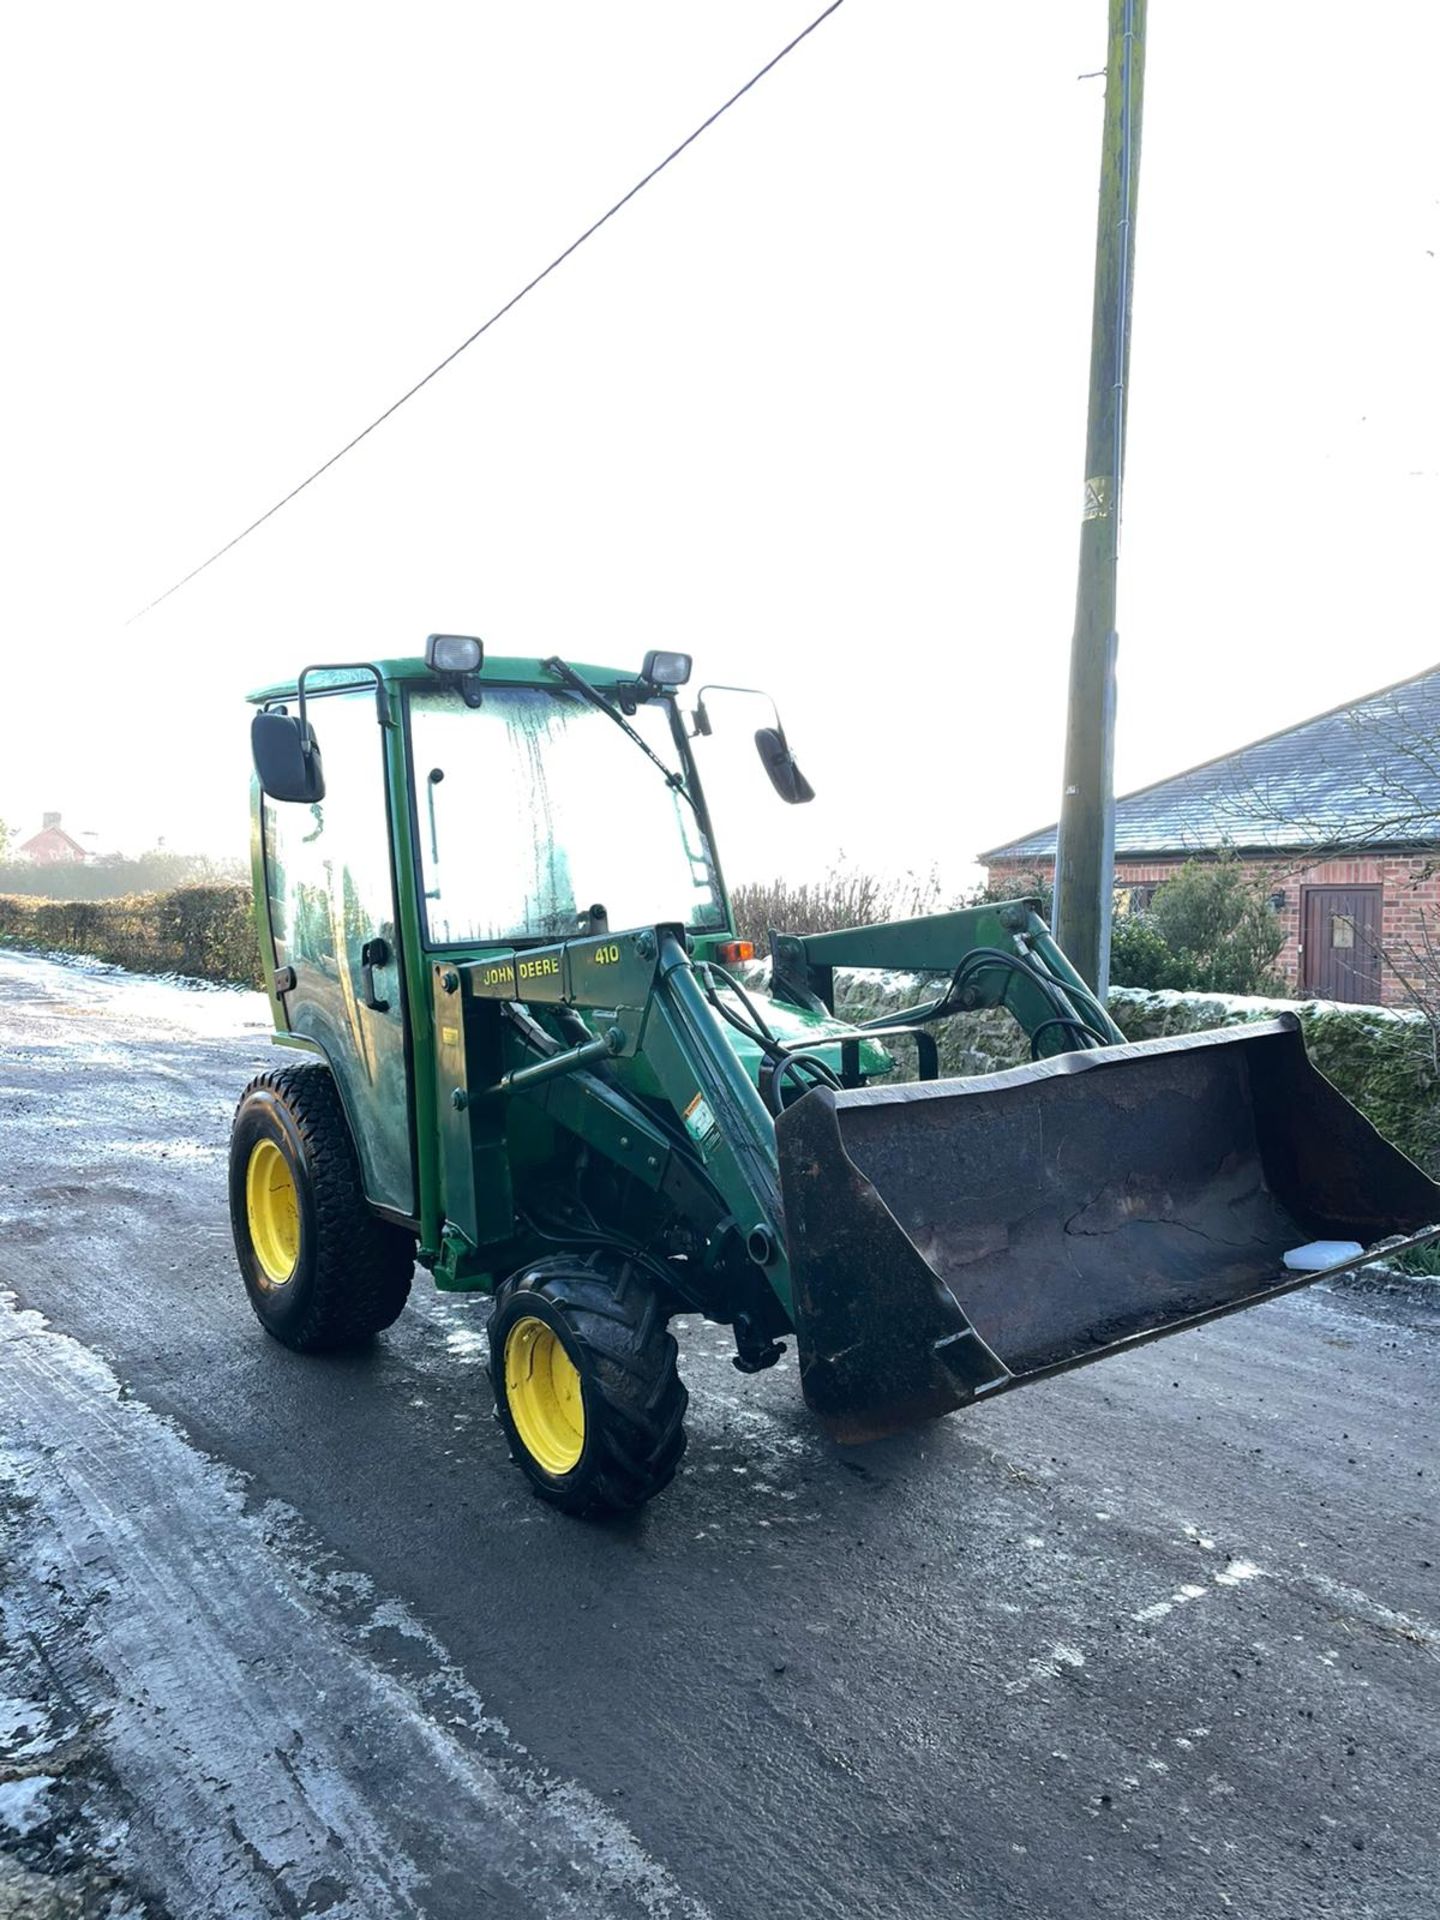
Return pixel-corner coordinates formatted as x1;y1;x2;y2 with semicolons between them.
488;1254;687;1516
229;1065;413;1351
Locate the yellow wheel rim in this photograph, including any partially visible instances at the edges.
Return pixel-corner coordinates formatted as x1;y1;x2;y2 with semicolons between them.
246;1138;300;1285
505;1315;585;1475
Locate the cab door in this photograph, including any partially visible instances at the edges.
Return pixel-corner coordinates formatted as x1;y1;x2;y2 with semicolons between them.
260;686;415;1217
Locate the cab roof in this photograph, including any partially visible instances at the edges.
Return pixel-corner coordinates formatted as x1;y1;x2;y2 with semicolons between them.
246;655;643;706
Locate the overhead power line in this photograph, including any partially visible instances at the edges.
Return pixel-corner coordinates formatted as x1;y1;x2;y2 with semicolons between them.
127;0;847;624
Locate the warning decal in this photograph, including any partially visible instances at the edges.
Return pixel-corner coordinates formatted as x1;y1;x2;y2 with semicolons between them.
682;1091;720;1156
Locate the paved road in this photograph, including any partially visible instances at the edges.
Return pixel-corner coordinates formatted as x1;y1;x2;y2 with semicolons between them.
1;949;1436;1920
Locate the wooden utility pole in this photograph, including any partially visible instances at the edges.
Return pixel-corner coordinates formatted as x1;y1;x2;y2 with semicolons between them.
1052;0;1146;993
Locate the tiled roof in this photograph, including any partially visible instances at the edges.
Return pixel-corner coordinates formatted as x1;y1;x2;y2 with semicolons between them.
981;663;1440;863
19;826;89;860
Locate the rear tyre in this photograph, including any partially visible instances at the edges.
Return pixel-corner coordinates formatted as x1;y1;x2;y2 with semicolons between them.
488;1253;687;1516
229;1065;413;1351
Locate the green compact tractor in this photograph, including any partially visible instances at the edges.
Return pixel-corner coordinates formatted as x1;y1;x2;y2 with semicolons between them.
231;639;1440;1514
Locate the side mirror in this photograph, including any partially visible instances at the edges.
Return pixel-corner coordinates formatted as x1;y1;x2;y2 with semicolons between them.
754;727;814;805
252;711;325;803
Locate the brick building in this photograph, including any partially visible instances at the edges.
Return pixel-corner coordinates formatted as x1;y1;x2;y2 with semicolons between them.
17;812;90;866
981;665;1440;1006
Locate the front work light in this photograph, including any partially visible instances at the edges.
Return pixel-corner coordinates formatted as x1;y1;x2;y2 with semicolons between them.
641;650;692;688
426;633;484;674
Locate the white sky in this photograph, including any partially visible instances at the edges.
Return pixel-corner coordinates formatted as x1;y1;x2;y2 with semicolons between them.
1;2;1436;889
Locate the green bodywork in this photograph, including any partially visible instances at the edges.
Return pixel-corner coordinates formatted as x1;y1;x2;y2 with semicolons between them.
246;654;1120;1354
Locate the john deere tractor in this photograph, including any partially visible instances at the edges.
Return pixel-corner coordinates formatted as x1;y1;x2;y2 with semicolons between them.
230;638;1440;1514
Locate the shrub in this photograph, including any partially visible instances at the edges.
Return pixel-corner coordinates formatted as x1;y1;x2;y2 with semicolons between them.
1109;913;1177;990
1147;856;1285;996
732;862;948;949
1294;1003;1440;1178
966;870;1055;920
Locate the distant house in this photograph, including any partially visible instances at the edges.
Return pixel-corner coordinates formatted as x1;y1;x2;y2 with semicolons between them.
981;664;1440;1006
18;811;91;867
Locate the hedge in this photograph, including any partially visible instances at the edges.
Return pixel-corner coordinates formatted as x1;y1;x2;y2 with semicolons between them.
0;883;262;988
1109;987;1440;1180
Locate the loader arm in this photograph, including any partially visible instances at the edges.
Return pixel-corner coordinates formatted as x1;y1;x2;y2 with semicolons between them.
768;899;1123;1060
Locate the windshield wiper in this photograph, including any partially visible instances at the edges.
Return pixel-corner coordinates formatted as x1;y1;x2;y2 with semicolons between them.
542;656;698;814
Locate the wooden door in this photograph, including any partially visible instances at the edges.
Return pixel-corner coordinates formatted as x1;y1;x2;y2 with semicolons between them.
1300;885;1382;1002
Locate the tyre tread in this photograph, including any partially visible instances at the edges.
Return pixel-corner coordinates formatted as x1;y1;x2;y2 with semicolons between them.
231;1064;412;1351
489;1253;687;1516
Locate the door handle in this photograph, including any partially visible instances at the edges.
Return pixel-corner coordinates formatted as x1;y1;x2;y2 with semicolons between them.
361;936;392;1012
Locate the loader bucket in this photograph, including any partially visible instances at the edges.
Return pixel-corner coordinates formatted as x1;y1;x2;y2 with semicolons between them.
776;1017;1440;1442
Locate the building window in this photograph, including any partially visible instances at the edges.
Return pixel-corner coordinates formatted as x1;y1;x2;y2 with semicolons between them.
1117;883;1159;915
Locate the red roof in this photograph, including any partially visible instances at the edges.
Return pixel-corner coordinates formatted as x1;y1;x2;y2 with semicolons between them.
19;825;90;864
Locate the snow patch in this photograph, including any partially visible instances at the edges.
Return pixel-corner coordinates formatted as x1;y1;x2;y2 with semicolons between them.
0;1288;708;1920
445;1328;489;1362
0;1774;57;1838
1004;1642;1087;1694
1295;1570;1440;1654
1132;1556;1265;1626
1109;984;1424;1024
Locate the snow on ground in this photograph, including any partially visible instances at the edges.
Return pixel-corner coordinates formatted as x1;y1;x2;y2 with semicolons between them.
0;946;270;1040
0;1286;708;1920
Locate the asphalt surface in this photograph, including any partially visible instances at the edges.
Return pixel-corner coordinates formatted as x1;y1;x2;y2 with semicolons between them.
0;948;1437;1920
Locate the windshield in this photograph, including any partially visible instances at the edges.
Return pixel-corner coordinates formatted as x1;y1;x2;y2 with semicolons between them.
409;684;726;945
